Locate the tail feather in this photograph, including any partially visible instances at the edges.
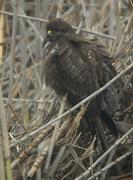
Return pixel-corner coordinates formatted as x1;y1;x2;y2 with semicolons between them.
100;110;118;138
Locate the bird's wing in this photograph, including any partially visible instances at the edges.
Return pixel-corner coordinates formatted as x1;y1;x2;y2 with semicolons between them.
75;40;119;113
64;33;117;82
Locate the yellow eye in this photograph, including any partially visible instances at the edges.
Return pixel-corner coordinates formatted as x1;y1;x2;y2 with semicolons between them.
48;30;52;34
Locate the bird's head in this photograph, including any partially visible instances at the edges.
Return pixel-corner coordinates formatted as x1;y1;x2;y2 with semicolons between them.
46;18;74;42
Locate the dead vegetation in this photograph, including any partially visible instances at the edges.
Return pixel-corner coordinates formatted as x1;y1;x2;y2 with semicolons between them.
0;0;133;180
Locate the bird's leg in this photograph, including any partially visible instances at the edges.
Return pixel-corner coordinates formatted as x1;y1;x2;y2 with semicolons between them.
95;118;108;151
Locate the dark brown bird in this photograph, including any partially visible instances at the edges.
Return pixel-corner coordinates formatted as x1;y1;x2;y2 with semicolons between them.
42;18;119;150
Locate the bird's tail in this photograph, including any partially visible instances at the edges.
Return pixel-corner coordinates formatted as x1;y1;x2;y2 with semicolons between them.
100;110;118;138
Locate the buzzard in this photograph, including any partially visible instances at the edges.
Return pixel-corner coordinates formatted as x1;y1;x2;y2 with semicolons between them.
42;18;119;150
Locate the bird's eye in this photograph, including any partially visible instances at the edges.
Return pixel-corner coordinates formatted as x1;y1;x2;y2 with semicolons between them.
48;30;52;34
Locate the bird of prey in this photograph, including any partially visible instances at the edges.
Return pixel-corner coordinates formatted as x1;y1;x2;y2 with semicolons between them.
42;18;119;150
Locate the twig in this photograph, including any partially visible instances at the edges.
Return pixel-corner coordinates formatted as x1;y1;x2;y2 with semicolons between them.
0;10;48;23
3;97;45;103
10;63;133;147
76;16;84;34
113;0;121;43
81;0;89;30
89;137;96;175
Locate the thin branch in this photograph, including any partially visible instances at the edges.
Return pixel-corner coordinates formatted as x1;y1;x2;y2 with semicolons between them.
113;0;121;43
0;10;48;23
3;97;45;103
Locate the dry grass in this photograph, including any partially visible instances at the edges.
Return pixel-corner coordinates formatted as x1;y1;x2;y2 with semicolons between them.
0;0;133;180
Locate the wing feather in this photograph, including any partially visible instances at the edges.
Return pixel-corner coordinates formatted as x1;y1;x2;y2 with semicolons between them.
57;38;99;99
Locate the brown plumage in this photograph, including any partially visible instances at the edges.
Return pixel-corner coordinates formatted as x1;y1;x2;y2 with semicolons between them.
42;18;119;149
